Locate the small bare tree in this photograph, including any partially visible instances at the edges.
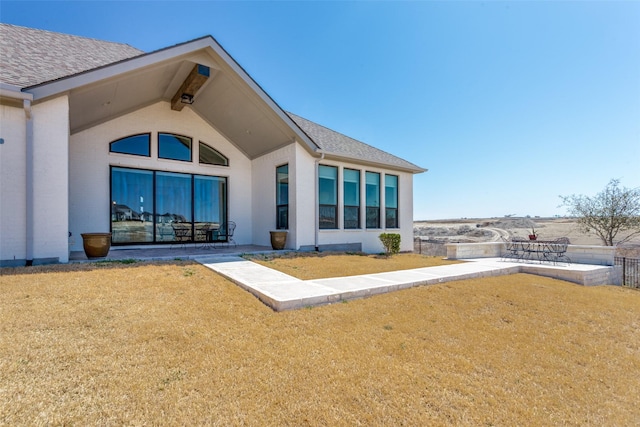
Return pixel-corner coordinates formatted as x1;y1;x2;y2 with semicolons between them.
560;179;640;246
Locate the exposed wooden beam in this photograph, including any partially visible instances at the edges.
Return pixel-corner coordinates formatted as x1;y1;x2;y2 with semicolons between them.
171;64;210;111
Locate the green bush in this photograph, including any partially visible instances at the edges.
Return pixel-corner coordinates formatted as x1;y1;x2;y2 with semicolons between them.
379;233;401;256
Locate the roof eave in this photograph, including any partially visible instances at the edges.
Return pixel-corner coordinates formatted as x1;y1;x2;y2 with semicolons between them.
23;35;319;154
322;152;427;174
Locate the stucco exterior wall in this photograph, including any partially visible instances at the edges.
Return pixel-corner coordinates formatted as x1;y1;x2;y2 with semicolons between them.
0;103;27;264
69;101;252;251
33;96;70;262
290;150;415;253
251;143;297;248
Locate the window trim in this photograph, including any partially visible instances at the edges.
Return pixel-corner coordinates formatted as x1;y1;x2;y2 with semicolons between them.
343;168;361;229
318;164;339;229
385;174;399;229
109;133;151;157
110;165;228;245
276;163;289;230
365;171;381;229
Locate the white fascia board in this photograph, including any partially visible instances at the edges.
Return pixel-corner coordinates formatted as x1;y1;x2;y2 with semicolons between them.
321;152;427;174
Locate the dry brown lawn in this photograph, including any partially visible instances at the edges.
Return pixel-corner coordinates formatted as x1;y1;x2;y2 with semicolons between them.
245;252;463;280
1;259;639;426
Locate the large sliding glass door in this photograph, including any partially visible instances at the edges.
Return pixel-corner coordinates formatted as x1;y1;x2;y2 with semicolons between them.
110;167;227;245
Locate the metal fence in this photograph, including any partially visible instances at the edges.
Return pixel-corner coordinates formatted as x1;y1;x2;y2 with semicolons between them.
414;238;447;257
615;257;640;288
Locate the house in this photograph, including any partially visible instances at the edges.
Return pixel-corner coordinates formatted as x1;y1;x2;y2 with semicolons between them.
0;24;425;266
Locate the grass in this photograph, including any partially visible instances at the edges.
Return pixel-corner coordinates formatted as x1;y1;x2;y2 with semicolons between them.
1;259;639;425
244;251;463;279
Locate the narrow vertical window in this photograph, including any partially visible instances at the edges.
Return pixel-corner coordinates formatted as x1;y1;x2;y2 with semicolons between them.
276;164;289;229
319;165;338;229
343;168;360;229
385;174;399;228
366;171;380;229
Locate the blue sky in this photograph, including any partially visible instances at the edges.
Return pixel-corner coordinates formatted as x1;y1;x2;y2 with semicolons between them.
2;1;639;220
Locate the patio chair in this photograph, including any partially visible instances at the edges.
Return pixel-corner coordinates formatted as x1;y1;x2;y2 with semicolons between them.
171;223;192;249
211;221;237;248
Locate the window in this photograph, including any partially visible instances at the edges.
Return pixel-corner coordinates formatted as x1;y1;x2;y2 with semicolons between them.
158;133;192;162
199;141;229;166
385;174;399;228
110;166;227;244
111;167;154;243
319;165;338;229
109;134;150;157
276;164;289;229
366;171;380;229
343;168;360;229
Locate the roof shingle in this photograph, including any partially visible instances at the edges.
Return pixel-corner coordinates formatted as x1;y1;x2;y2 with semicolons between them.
0;23;143;88
287;113;424;172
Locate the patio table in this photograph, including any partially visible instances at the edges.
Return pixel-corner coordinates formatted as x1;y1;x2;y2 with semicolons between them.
503;238;571;265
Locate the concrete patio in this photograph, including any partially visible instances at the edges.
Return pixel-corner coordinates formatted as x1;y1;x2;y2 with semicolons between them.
195;256;621;311
69;244;273;262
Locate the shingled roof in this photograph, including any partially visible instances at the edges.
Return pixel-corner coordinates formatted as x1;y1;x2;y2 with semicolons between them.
0;23;143;88
1;24;424;172
287;113;424;172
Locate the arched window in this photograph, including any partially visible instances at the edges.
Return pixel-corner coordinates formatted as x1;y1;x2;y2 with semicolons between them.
199;141;229;166
109;134;150;157
158;133;192;162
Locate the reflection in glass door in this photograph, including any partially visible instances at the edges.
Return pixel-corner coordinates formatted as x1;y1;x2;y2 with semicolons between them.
111;167;154;243
155;172;192;242
194;176;227;242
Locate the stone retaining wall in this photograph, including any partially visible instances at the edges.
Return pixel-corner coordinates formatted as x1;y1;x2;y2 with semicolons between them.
446;242;616;266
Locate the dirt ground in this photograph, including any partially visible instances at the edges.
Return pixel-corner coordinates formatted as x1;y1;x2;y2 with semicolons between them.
414;217;640;257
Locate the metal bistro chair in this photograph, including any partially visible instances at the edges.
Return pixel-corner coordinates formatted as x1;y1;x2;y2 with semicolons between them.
211;221;236;248
171;223;192;249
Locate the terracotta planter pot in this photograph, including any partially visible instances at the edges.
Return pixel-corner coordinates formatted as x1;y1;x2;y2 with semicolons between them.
81;232;112;258
270;231;287;250
528;235;537;241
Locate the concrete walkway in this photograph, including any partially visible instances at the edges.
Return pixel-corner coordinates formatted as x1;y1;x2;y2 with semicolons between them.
195;256;619;311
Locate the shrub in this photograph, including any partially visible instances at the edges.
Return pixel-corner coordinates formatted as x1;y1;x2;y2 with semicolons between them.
379;233;401;256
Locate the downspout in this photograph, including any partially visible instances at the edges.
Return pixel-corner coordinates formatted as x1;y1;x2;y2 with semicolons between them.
314;150;325;251
24;99;34;266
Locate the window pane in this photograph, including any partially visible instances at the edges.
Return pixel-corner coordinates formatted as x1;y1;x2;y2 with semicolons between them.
199;142;228;166
385;175;398;209
319;205;337;229
344;168;360;229
366;172;380;207
156;172;192;241
276;164;288;229
194;175;226;241
109;134;150;157
159;133;192;161
111;167;154;243
386;208;398;228
366;172;380;228
344;206;360;229
343;168;360;206
319;165;337;205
